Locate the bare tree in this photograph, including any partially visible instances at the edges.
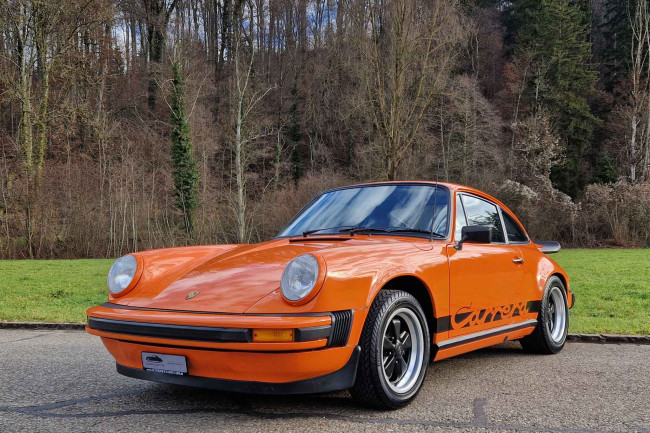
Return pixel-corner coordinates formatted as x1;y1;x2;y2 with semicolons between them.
629;0;650;182
143;0;178;109
231;0;273;243
355;0;463;180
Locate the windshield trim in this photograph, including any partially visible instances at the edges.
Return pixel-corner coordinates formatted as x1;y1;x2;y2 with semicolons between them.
273;182;452;242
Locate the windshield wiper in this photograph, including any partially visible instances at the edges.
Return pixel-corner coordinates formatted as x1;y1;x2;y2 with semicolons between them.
386;227;446;238
345;226;446;238
302;225;357;237
345;226;389;236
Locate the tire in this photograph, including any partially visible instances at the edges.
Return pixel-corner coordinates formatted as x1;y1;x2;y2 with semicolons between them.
520;276;569;354
350;290;430;409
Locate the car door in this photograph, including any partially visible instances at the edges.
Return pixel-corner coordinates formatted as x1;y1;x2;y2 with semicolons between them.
446;193;526;339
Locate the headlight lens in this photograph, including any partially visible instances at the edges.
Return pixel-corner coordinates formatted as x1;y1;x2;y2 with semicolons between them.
281;254;320;302
107;255;138;295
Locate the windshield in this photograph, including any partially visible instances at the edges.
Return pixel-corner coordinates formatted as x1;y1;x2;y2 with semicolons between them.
278;184;449;238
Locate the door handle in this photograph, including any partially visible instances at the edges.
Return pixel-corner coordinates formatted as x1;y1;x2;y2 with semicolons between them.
512;258;524;264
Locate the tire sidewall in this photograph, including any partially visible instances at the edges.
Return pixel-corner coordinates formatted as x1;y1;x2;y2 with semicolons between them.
373;293;430;405
540;277;569;352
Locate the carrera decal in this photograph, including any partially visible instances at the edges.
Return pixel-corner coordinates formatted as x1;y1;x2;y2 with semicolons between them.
432;300;541;333
452;302;529;329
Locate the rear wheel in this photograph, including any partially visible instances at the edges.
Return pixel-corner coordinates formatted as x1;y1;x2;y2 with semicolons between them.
520;276;568;354
350;290;430;409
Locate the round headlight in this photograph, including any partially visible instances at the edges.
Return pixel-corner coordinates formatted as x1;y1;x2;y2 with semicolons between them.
107;255;139;295
281;254;320;302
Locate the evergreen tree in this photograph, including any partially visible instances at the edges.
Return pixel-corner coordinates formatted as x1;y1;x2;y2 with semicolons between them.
600;0;636;92
170;60;199;237
510;0;598;197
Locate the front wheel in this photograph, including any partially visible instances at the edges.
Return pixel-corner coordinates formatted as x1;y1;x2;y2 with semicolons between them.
350;290;430;409
520;276;568;354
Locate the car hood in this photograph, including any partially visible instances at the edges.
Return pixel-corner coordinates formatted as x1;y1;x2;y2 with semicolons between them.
125;239;342;313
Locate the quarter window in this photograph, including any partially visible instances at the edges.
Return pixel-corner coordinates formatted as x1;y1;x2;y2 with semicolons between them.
460;195;505;243
502;210;528;243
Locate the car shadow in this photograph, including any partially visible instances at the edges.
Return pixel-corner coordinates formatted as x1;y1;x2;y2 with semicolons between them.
142;341;529;413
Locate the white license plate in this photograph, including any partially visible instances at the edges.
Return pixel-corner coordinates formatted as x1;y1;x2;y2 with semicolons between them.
141;352;188;375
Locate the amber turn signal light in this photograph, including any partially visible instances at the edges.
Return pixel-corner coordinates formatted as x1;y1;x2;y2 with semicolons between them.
252;329;295;342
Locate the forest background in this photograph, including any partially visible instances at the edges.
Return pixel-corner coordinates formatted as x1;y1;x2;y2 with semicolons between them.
2;0;650;259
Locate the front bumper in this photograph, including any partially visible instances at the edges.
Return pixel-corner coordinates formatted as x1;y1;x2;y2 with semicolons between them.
86;303;366;391
116;346;361;395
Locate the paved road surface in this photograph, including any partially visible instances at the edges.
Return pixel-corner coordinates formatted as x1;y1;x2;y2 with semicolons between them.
0;329;648;433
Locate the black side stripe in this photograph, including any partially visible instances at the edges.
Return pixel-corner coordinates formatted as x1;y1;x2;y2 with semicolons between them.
433;300;541;335
435;316;452;333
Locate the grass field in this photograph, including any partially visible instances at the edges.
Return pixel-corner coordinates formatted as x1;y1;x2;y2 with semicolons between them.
0;250;648;334
0;259;113;323
553;249;650;335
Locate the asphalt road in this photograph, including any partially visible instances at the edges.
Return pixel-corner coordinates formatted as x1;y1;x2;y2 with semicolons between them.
0;330;648;433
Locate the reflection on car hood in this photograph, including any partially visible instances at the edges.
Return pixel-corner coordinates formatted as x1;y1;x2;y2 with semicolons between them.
124;239;336;313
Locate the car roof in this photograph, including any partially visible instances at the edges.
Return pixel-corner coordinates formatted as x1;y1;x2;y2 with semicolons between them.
327;181;505;207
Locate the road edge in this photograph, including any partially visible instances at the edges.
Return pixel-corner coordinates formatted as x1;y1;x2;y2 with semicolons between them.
0;322;86;330
0;322;648;344
566;333;650;344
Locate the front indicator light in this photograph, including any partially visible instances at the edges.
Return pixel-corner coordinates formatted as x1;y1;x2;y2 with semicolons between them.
252;329;295;342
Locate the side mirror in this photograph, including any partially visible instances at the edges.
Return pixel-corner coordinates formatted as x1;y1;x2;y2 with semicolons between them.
454;225;492;250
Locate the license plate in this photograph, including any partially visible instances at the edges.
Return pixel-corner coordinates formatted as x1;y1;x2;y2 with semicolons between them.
141;352;188;376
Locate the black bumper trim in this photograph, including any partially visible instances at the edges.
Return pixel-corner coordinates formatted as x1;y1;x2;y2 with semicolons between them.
294;325;331;341
89;317;252;343
116;345;361;395
90;308;354;347
88;315;348;345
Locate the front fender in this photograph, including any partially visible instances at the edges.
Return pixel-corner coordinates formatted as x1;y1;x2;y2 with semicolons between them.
245;240;450;319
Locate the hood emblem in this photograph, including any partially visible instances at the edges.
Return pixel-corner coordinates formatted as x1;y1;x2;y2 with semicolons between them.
186;291;199;300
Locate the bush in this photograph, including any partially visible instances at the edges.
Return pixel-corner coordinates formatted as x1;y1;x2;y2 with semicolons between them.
580;182;650;247
497;179;579;243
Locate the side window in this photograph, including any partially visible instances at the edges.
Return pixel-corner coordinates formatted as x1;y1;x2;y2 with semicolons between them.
460;195;505;243
454;195;467;241
502;210;528;243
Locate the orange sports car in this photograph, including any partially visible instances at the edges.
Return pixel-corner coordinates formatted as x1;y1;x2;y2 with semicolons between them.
86;182;574;409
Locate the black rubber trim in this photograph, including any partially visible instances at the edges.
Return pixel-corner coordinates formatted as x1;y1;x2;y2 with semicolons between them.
116;345;361;395
436;321;537;350
89;316;333;344
329;310;353;347
89;317;252;342
294;325;331;341
569;291;575;309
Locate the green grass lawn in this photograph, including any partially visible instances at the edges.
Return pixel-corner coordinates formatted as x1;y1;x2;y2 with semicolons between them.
0;250;648;335
552;249;650;335
0;259;113;323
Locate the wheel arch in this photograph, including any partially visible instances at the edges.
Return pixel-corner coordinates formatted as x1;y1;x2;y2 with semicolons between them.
370;275;436;345
552;272;568;292
550;272;573;308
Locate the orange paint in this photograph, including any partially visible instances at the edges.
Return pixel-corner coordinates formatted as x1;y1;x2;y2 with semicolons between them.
87;181;569;390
